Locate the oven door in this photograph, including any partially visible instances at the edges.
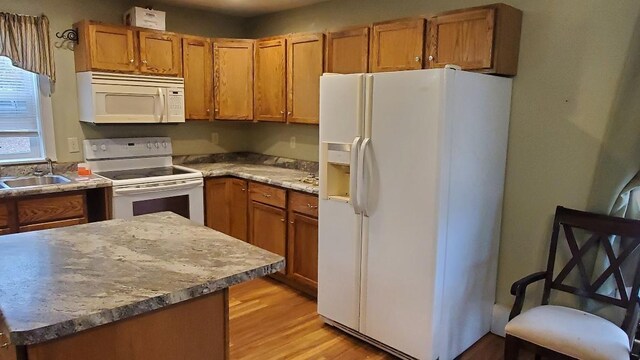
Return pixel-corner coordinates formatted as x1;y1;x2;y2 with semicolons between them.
112;178;204;225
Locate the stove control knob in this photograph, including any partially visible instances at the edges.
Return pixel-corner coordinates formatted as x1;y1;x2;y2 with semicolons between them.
91;145;98;151
162;142;167;148
100;144;107;151
147;142;152;149
155;142;160;148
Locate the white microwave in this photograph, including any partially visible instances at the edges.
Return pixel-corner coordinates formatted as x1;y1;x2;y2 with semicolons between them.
77;72;185;124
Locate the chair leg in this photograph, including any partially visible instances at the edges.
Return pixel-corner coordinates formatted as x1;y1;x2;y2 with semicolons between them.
504;335;520;360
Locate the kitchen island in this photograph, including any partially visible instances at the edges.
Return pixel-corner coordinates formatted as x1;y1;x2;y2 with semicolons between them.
0;212;284;360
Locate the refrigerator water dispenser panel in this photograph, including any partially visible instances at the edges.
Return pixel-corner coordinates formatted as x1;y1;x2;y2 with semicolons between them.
321;142;353;202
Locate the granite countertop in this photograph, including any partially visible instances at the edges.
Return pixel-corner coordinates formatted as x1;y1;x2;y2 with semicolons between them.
0;212;284;346
183;163;319;194
0;173;111;199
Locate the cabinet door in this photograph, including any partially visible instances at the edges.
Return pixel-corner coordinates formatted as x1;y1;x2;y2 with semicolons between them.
254;38;286;122
370;18;425;72
88;24;136;72
326;26;369;74
213;39;254;121
288;212;318;291
229;179;248;242
287;33;324;125
138;31;182;76
205;178;230;234
250;202;286;271
182;36;213;120
426;4;521;75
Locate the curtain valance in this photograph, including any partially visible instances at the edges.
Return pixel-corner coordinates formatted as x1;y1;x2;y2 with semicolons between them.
0;13;55;82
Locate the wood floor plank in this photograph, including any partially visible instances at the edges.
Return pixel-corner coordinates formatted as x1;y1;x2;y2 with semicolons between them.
229;278;518;359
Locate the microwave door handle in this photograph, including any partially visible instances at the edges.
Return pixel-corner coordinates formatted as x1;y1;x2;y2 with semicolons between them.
158;88;166;123
114;180;203;196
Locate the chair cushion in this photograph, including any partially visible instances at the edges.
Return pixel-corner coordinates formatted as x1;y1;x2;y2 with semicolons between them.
505;305;630;360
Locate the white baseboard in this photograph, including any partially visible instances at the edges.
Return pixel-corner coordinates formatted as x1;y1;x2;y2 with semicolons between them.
490;303;511;337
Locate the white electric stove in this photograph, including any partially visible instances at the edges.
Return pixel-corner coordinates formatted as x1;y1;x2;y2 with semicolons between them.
84;137;204;224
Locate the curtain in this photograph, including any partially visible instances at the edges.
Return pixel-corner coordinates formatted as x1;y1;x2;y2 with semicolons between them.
0;13;56;82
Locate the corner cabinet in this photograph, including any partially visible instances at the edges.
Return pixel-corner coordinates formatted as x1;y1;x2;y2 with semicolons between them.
204;178;248;241
426;3;523;76
326;26;369;74
370;18;425;72
287;33;324;125
182;36;213;120
213;39;255;121
254;38;287;122
74;21;182;76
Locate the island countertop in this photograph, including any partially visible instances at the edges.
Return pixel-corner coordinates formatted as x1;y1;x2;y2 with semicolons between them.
0;212;284;346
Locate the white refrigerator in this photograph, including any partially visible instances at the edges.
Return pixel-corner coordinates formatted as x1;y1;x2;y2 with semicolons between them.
318;68;512;360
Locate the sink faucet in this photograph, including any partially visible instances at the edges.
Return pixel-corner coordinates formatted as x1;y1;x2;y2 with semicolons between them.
33;158;53;177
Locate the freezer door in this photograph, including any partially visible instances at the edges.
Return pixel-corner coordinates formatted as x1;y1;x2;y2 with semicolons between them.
359;70;447;359
318;73;366;330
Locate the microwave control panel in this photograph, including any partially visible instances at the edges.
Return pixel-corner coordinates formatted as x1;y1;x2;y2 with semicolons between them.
167;89;184;116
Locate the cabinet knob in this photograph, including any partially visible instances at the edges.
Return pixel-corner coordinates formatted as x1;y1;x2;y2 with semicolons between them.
142;59;148;64
287;111;292;115
206;109;210;113
263;193;272;198
415;56;421;62
280;110;285;114
280;218;285;222
289;220;294;224
129;59;134;63
0;343;7;349
241;188;246;191
214;109;219;112
307;203;318;209
428;55;434;61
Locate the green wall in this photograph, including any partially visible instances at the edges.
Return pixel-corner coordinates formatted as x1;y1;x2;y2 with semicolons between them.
246;0;640;309
0;0;250;162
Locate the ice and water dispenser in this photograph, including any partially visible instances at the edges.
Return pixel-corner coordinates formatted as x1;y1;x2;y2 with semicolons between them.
320;141;354;202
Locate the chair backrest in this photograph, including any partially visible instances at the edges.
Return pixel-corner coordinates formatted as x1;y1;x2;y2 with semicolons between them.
543;206;640;335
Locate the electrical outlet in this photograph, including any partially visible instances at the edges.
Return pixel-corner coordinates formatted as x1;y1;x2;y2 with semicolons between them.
290;136;296;149
67;137;80;153
211;132;219;145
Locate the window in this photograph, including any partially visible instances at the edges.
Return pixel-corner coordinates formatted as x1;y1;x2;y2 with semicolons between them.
0;56;55;164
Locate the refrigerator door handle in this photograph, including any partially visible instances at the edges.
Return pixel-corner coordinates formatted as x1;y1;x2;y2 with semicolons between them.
358;137;371;216
350;136;362;214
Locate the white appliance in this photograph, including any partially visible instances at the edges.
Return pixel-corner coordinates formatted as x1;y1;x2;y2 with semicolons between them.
77;72;185;124
84;137;204;224
318;68;512;360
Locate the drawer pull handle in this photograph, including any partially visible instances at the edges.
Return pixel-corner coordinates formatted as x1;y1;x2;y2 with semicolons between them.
263;193;272;198
307;204;318;209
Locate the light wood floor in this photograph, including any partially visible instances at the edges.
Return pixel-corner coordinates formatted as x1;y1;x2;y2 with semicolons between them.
229;278;531;359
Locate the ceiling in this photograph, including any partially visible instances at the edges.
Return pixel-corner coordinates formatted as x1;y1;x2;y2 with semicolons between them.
155;0;331;17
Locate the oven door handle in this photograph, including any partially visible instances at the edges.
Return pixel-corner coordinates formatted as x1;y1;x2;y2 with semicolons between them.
114;179;203;196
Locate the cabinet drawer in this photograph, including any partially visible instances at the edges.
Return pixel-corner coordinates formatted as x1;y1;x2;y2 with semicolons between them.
249;182;286;208
18;193;86;225
288;191;318;217
19;218;87;232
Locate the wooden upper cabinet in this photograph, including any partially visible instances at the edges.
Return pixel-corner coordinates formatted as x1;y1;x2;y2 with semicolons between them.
286;33;324;125
370;18;425;72
326;26;369;73
138;31;182;76
213;39;254;120
182;36;213;120
426;3;523;76
213;39;254;121
75;21;136;72
254;38;286;122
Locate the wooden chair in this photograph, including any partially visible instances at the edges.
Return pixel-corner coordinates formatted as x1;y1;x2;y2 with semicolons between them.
505;206;640;360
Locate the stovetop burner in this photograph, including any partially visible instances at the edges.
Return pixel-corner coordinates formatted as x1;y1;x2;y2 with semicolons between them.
96;167;193;181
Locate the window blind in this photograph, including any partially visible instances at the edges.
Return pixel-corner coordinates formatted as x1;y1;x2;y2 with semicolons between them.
0;56;40;135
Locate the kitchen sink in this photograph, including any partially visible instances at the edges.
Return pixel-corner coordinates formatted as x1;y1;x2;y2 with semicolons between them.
0;175;71;189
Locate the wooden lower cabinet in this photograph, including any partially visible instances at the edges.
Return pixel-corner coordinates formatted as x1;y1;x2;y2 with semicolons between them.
205;178;248;242
204;179;319;295
0;290;228;360
249;201;287;273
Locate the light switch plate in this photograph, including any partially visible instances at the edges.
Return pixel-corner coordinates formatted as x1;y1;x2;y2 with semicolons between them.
67;137;80;153
211;132;219;145
290;136;296;149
